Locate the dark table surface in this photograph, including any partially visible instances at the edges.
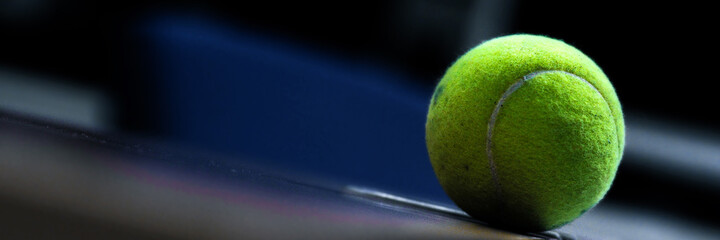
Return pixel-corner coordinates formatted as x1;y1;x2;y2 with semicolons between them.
1;112;719;240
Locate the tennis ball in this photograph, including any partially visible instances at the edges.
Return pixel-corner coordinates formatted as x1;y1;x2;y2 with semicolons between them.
426;34;624;231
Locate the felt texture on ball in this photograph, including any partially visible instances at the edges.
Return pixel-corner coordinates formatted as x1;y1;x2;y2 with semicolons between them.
425;34;624;231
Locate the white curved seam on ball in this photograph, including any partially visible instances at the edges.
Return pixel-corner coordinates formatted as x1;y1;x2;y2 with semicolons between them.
557;72;621;206
486;74;526;200
485;70;616;201
555;71;621;157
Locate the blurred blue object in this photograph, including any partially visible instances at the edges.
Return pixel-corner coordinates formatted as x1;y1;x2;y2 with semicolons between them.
142;14;451;203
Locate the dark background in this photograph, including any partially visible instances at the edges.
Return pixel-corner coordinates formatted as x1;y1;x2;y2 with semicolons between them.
1;0;718;237
1;1;717;131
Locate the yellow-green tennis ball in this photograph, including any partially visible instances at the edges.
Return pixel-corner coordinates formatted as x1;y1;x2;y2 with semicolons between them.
426;34;624;231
